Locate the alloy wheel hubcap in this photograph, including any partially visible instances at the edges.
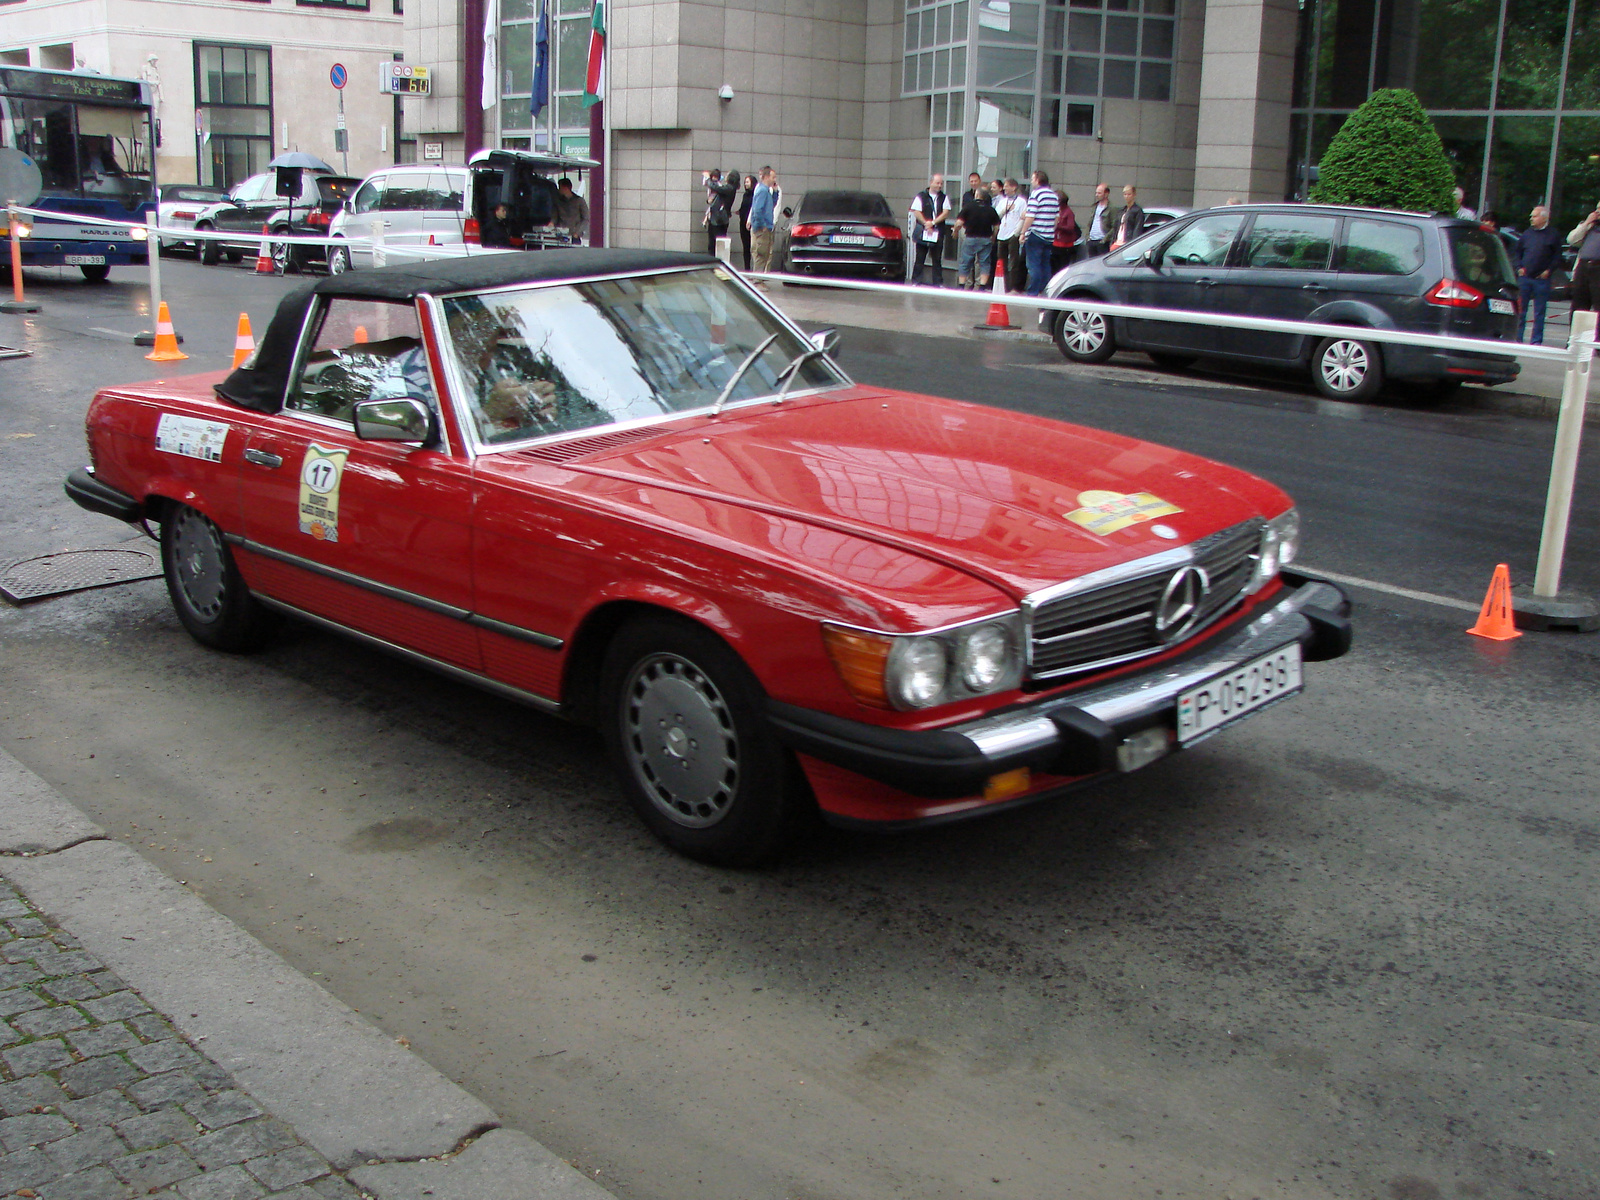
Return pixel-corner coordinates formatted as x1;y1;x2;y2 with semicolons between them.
1322;339;1368;392
173;510;225;620
623;653;739;828
1064;311;1105;354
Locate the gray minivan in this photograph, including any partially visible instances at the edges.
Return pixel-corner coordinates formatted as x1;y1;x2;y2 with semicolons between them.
1041;204;1521;400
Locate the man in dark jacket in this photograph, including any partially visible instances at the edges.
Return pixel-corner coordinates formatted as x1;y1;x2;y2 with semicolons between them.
1515;204;1563;344
1111;184;1145;249
702;169;737;257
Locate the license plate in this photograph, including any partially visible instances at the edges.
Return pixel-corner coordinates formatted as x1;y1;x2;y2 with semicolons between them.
1177;644;1303;745
830;235;869;245
64;255;106;265
1488;298;1514;314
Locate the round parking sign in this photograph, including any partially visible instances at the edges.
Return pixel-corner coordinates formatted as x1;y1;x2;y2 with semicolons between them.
330;63;348;89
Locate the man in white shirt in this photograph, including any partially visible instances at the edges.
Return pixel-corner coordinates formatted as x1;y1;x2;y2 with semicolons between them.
994;179;1026;291
908;174;952;286
1085;182;1112;258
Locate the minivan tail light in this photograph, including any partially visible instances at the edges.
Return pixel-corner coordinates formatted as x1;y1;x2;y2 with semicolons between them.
872;225;903;241
1425;278;1485;307
464;216;481;244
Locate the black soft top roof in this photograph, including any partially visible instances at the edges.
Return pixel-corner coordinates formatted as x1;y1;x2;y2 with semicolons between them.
216;248;710;413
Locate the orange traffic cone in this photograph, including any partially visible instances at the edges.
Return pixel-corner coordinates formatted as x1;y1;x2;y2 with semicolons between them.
254;225;275;274
231;312;255;368
352;325;368;343
145;302;188;362
977;271;1017;330
1467;563;1522;640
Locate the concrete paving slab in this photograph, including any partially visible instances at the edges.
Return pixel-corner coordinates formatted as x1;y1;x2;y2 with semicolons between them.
350;1128;617;1200
0;747;105;854
0;839;498;1169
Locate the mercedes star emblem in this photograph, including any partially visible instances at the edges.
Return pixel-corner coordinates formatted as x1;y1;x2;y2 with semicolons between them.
1155;566;1208;641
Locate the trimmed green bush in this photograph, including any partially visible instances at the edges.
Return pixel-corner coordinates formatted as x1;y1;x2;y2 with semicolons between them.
1310;89;1457;215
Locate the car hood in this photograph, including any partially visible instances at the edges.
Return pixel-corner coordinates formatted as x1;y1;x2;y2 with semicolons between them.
535;387;1287;603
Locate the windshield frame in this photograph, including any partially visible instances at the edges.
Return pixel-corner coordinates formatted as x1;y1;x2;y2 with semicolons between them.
422;264;853;457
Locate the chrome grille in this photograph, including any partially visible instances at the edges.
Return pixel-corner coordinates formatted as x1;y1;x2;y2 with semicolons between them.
1026;519;1263;680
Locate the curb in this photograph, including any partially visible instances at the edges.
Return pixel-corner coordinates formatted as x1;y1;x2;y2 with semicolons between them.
0;747;619;1200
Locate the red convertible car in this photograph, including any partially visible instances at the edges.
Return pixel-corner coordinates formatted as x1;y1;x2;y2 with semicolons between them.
66;249;1351;864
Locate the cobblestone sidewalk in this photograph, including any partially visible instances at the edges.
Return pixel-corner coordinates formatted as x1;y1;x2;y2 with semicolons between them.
0;878;362;1200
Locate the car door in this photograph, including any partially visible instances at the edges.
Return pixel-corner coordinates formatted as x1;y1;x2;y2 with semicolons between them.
420;170;467;247
1118;210;1247;352
218;174;267;236
1213;210;1342;361
236;295;480;670
341;177;383;267
377;171;429;261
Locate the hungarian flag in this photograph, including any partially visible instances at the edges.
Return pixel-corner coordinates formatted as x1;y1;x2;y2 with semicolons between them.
583;0;605;108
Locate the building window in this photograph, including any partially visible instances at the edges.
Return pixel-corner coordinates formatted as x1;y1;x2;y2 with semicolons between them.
1045;97;1097;135
193;43;272;189
903;0;970;95
1045;0;1175;103
297;0;370;8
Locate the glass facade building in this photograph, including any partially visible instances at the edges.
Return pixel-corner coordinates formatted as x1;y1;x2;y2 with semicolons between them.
498;0;592;157
1291;0;1600;229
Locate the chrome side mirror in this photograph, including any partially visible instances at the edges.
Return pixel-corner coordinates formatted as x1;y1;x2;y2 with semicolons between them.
354;396;433;443
809;327;840;355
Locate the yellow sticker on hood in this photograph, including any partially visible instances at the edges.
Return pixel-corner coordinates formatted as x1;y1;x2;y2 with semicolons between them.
1065;489;1183;536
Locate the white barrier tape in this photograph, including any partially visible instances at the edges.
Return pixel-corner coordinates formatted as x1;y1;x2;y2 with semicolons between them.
745;269;1588;366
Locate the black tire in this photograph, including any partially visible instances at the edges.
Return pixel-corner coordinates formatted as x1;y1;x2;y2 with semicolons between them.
1148;351;1196;370
328;243;351;275
198;226;220;265
1312;334;1384;401
225;251;243;263
599;615;812;866
160;503;279;652
1053;300;1116;363
269;232;293;275
79;264;111;283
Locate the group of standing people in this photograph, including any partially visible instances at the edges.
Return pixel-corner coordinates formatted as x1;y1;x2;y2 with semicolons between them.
907;174;1148;296
701;166;783;276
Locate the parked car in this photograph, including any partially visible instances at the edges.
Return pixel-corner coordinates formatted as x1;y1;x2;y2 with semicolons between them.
155;184;226;253
327;150;594;273
780;191;905;279
64;249;1351;865
265;175;358;274
1042;204;1521;401
195;170;350;265
1137;204;1190;233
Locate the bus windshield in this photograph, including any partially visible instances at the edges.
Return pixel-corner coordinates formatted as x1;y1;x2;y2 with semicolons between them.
4;96;154;208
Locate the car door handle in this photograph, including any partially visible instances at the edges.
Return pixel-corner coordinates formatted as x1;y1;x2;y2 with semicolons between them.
244;449;283;468
1195;278;1216;288
1302;283;1328;292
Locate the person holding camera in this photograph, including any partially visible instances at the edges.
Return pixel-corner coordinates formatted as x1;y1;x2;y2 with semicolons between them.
1567;201;1600;312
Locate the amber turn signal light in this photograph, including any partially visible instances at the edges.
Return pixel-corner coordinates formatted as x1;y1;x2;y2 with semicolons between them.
822;625;892;708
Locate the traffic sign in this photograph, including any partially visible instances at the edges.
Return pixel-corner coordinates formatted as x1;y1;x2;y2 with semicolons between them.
379;63;432;95
330;63;348;90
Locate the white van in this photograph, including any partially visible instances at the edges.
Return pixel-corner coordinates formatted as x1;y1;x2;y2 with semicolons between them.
326;150;598;273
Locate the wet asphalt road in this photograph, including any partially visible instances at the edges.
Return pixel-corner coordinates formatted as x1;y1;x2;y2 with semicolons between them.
1;260;1598;1200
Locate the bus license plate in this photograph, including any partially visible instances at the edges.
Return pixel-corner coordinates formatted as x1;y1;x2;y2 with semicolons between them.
1176;644;1302;745
1487;298;1514;314
64;255;106;265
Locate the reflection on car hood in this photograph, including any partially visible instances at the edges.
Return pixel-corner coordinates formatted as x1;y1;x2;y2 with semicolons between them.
538;387;1285;601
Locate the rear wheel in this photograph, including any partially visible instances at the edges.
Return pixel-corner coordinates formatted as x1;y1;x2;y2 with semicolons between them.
79;264;110;283
1312;334;1384;401
328;243;351;274
269;231;295;274
198;225;220;265
160;503;279;652
599;615;811;866
1053;300;1116;363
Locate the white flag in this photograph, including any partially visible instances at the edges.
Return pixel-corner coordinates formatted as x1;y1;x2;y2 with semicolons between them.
481;0;500;111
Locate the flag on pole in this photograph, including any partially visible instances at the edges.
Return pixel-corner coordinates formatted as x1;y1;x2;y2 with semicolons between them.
480;0;500;111
530;0;550;119
583;0;605;108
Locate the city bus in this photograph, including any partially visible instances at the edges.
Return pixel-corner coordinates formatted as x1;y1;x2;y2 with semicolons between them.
1;65;155;281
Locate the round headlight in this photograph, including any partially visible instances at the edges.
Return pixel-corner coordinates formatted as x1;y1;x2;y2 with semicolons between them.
889;637;948;708
957;623;1013;692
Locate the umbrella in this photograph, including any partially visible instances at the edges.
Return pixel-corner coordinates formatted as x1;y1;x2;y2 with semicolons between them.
268;152;334;172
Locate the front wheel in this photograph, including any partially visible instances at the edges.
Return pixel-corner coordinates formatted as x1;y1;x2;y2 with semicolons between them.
327;243;351;274
1053;302;1116;363
160;503;279;652
269;233;293;274
600;615;811;866
80;264;110;283
198;225;220;265
1312;334;1384;401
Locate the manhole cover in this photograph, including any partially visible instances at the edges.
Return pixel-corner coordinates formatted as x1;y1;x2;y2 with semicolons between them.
0;546;162;604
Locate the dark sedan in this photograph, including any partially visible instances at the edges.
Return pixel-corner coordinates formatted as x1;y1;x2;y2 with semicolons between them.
781;191;905;279
267;175;359;273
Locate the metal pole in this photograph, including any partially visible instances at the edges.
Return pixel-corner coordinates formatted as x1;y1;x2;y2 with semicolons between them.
1532;307;1595;597
145;211;163;321
2;204;39;314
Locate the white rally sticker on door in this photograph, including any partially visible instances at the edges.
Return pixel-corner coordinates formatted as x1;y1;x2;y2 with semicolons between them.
155;413;230;463
298;444;349;542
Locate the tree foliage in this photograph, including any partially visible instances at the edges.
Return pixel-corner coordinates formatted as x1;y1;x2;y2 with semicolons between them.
1311;89;1457;214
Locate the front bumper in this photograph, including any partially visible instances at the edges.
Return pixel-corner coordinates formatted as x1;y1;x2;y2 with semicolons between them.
767;573;1350;803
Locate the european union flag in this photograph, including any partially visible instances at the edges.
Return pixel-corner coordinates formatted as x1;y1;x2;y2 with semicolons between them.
530;0;550;118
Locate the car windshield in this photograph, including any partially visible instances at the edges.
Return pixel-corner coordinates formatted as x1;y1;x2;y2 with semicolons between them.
440;267;847;446
1448;227;1516;291
798;192;893;220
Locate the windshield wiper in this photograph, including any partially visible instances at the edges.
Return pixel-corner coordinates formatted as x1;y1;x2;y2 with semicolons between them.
710;332;781;416
772;347;827;404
